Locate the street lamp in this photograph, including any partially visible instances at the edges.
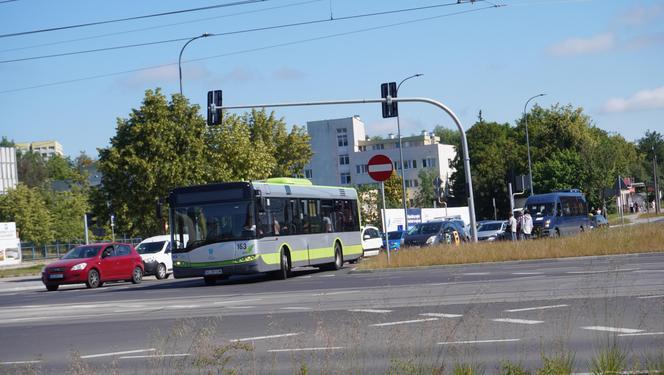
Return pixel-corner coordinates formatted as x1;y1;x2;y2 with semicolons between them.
523;93;545;196
395;73;423;230
653;146;661;214
178;33;212;96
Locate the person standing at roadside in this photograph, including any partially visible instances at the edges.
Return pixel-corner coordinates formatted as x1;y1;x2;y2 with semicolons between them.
521;210;533;240
509;213;518;241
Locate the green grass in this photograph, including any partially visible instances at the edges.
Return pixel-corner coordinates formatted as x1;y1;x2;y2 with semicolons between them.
0;264;44;278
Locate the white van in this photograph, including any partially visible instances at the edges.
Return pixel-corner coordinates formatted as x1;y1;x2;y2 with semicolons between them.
135;235;185;279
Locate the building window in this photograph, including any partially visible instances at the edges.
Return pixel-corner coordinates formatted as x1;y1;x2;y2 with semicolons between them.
339;154;349;165
393;162;401;171
356;164;368;174
422;158;437;168
371;144;384;150
337;128;348;147
358;145;366;151
304;169;313;179
340;173;351;184
412;160;417;168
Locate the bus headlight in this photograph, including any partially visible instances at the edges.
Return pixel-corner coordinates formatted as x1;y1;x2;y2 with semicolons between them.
237;254;257;263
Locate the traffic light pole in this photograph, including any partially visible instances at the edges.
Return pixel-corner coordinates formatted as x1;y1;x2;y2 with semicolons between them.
220;96;479;242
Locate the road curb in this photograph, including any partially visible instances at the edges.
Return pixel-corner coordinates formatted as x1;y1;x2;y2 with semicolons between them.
348;250;664;274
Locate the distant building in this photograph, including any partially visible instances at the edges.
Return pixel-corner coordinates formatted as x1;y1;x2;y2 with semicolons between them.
0;147;19;195
303;116;456;205
15;140;64;160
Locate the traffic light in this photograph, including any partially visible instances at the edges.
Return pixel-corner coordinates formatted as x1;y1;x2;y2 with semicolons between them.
380;82;398;118
207;90;223;125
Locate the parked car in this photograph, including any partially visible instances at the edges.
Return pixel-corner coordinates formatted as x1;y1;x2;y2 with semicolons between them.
383;230;406;251
361;225;383;257
404;221;461;247
41;243;144;291
590;214;609;229
477;220;509;241
136;235;187;279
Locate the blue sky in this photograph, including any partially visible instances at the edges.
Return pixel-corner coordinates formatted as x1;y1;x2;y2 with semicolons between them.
1;0;663;158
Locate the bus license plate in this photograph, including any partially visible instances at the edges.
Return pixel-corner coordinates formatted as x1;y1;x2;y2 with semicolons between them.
204;269;223;276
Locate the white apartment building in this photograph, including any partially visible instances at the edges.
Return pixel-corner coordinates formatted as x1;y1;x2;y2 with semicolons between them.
15;140;64;160
304;116;456;204
0;147;18;195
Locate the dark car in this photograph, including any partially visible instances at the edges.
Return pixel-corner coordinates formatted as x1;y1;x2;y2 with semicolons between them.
404;221;462;247
42;243;144;291
590;214;609;229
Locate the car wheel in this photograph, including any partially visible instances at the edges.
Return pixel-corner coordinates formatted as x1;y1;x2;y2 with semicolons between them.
204;276;216;286
46;284;59;291
155;263;167;280
86;269;100;289
131;267;143;284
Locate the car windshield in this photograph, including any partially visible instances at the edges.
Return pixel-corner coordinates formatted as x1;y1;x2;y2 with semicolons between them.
174;201;255;252
478;223;503;231
388;231;404;240
136;241;165;254
526;203;555;216
63;245;102;259
408;222;442;235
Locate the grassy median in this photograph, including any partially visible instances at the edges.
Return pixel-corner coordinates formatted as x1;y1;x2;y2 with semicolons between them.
0;264;44;278
358;222;664;270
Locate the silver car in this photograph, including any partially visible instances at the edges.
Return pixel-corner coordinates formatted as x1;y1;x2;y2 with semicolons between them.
477;220;508;242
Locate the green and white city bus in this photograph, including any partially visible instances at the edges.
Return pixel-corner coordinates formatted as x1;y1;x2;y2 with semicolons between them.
168;178;362;285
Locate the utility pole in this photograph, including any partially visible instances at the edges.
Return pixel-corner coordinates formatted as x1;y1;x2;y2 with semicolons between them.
654;146;660;214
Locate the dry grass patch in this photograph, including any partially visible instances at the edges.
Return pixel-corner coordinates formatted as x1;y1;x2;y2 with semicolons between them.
638;212;664;219
358;223;664;269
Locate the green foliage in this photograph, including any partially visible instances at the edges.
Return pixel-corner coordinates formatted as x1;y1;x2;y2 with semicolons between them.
46;155;85;183
0;136;15;147
44;188;89;241
414;168;438;208
384;170;404;209
536;352;574;375
0;184;54;245
355;183;380;228
433;125;461;147
589;345;627;375
451;363;485;375
17;151;48;188
499;361;531;375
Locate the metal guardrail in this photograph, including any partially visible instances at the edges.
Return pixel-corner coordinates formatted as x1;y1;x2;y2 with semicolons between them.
20;238;143;261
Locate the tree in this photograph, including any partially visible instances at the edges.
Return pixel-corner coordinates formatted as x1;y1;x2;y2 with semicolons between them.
433;125;461;147
383;170;403;208
97;89;208;237
17;151;48;188
0;184;54;245
355;184;380;228
414;168;438;208
44;188;89;241
0;136;15;147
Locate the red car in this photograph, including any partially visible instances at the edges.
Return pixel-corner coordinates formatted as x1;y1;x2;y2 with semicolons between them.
42;243;144;291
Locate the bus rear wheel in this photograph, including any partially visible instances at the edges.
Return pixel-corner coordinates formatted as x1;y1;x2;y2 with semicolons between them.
323;243;343;271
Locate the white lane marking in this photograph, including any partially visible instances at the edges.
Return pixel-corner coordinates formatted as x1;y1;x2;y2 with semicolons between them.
281;307;312;310
504;304;568;313
582;326;644;334
618;332;664;337
348;309;392;314
167;305;200;309
438;338;520;345
419;313;463;318
299;276;313;279
370;318;438;327
566;268;638;274
312;290;356;296
637;295;664;299
120;354;189;359
319;274;336;278
461;272;490;276
81;348;156;359
230;333;301;342
634;269;664;273
213;298;262;305
512;272;543;275
0;360;42;365
492;318;543;325
113;307;162;313
227;306;255;309
268;347;344;353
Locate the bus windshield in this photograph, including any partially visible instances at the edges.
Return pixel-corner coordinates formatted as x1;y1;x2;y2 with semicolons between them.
173;201;255;252
526;203;555;216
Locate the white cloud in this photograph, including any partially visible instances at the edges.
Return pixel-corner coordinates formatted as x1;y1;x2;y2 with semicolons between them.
601;86;664;113
547;32;615;57
618;4;664;26
119;64;210;88
222;67;255;83
272;67;305;81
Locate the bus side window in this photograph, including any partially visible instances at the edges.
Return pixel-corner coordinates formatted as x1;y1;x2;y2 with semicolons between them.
556;202;562;216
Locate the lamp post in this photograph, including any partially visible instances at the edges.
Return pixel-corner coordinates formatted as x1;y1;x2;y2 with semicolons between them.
395;73;423;230
653;146;661;214
523;93;545;196
179;33;212;96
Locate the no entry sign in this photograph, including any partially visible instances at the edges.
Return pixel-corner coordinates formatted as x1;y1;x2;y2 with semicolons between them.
368;154;394;182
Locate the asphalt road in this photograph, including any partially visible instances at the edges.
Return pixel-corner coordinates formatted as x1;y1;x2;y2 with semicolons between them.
0;252;663;374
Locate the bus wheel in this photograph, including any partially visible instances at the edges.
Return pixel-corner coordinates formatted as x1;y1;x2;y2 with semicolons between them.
332;243;343;270
273;249;290;280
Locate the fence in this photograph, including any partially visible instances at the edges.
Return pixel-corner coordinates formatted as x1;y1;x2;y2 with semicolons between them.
20;237;143;261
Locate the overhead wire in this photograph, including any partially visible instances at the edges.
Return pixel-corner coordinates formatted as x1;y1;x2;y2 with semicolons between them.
0;0;268;39
0;4;502;94
0;1;477;64
0;0;324;53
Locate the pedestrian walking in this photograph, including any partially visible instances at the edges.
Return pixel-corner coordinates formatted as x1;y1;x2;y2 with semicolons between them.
521;210;533;240
509;213;518;241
